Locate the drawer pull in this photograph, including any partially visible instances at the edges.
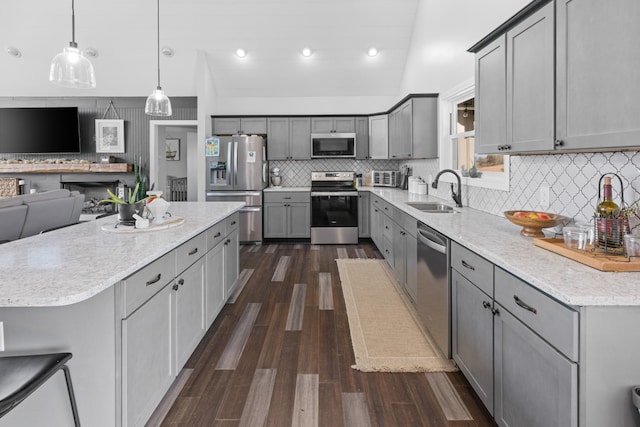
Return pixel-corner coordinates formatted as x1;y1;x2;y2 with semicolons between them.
514;295;537;314
172;284;179;291
214;232;221;238
231;220;237;225
461;260;475;271
178;278;185;286
283;197;292;200
188;248;199;256
145;273;162;286
482;301;491;309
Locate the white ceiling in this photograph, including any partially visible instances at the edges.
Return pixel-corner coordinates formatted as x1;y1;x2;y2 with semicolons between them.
0;0;528;100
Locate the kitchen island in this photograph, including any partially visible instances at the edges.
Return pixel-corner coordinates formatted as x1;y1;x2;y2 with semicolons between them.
364;187;640;427
0;202;244;427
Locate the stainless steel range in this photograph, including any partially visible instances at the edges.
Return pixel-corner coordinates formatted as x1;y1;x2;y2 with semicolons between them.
310;171;358;244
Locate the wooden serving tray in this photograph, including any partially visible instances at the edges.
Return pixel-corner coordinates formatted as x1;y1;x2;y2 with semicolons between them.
533;238;640;272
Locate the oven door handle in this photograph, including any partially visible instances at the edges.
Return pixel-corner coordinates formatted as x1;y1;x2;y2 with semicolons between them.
311;191;359;197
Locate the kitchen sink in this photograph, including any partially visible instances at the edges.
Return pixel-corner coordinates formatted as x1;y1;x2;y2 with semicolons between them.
405;202;457;213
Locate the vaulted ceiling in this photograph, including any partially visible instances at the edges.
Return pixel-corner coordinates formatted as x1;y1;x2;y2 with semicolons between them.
0;0;529;99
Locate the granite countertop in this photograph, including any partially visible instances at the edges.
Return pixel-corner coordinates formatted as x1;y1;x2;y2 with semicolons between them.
263;186;311;192
0;202;244;307
362;187;640;307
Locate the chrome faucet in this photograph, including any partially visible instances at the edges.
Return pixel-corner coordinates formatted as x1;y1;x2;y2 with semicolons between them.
432;169;463;207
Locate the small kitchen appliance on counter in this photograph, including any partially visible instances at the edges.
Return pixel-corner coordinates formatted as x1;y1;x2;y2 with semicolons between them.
372;170;398;187
310;171;358;244
270;167;282;187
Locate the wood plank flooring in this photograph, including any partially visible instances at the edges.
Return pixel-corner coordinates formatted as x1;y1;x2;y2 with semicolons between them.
157;242;496;427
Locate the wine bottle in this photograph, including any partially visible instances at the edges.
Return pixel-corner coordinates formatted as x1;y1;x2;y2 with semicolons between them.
596;176;620;244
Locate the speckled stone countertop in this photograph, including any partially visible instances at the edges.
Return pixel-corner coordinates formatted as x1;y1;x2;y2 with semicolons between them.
0;202;244;308
263;186;311;192
361;187;640;307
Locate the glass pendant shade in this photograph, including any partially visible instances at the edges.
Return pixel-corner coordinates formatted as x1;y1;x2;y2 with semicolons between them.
49;44;96;88
145;87;172;116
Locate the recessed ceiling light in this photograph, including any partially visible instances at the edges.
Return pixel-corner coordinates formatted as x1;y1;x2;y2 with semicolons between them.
161;46;174;57
7;46;21;58
301;47;312;57
84;47;99;58
367;48;378;57
236;48;247;58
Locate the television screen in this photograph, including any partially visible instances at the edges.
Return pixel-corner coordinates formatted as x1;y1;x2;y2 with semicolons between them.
0;107;82;154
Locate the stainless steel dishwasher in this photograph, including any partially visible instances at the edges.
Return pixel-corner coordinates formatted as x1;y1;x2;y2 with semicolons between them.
416;222;450;358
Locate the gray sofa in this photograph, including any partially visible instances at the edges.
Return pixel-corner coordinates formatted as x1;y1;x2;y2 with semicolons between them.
0;189;85;242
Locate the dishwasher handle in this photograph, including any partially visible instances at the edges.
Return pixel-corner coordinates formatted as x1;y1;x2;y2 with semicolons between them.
417;229;447;254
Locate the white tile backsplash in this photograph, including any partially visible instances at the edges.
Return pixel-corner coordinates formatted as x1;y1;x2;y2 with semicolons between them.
406;151;640;228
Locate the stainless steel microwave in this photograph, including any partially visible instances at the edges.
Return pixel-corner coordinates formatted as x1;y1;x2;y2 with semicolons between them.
311;133;356;158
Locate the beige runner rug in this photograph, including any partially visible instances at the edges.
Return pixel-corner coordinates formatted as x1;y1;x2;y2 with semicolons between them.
336;258;456;372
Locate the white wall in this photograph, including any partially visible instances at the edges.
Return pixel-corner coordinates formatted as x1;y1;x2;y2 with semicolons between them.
400;0;530;94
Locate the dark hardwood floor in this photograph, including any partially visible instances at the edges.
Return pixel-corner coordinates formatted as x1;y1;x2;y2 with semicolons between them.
156;242;496;427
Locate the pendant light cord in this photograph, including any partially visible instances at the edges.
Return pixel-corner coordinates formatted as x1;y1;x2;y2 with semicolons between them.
71;0;77;47
156;0;161;89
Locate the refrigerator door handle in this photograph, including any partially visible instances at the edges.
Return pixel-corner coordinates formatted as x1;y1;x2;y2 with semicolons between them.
233;140;239;186
226;141;232;185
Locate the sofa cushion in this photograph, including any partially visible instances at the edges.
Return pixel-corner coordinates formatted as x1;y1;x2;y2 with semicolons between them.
20;189;71;203
0;196;24;209
0;205;28;242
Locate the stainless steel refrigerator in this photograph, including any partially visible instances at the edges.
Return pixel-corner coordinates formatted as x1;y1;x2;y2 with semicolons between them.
205;135;267;243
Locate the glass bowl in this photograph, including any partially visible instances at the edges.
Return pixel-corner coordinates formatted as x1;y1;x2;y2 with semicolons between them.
503;210;568;237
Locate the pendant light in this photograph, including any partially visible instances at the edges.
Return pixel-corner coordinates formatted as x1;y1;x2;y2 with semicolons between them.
49;0;96;89
145;0;172;116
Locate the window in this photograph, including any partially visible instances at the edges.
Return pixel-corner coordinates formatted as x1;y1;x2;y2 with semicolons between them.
439;79;510;191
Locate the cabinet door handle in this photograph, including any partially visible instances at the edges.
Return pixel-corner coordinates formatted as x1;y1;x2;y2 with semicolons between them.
492;307;500;316
145;273;162;286
461;260;475;271
188;248;198;256
231;220;237;225
172;284;179;291
214;232;221;238
178;278;185;286
554;139;564;148
513;295;537;314
482;301;491;309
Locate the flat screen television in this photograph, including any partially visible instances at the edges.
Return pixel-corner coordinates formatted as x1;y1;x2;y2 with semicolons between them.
0;107;82;154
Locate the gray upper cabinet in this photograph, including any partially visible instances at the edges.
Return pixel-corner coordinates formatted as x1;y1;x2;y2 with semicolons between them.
388;97;438;159
311;117;355;133
475;0;640;154
475;36;507;154
213;117;267;135
267;117;311;160
369;114;389;159
290;117;311;159
506;2;555;152
355;117;370;159
555;0;640;150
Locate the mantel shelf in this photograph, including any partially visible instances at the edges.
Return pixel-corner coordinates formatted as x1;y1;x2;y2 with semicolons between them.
0;163;132;174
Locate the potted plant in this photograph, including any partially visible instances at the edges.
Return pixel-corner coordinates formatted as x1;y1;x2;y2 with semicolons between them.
100;183;149;222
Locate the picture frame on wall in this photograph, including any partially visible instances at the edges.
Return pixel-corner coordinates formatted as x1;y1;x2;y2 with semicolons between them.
166;138;180;161
95;119;125;153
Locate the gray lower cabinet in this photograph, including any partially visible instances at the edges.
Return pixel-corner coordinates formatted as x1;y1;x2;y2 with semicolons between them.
264;192;310;238
120;216;240;427
451;269;494;413
175;257;206;371
451;241;578;427
370;195;384;248
122;281;174;427
357;192;370;238
494;301;577;427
